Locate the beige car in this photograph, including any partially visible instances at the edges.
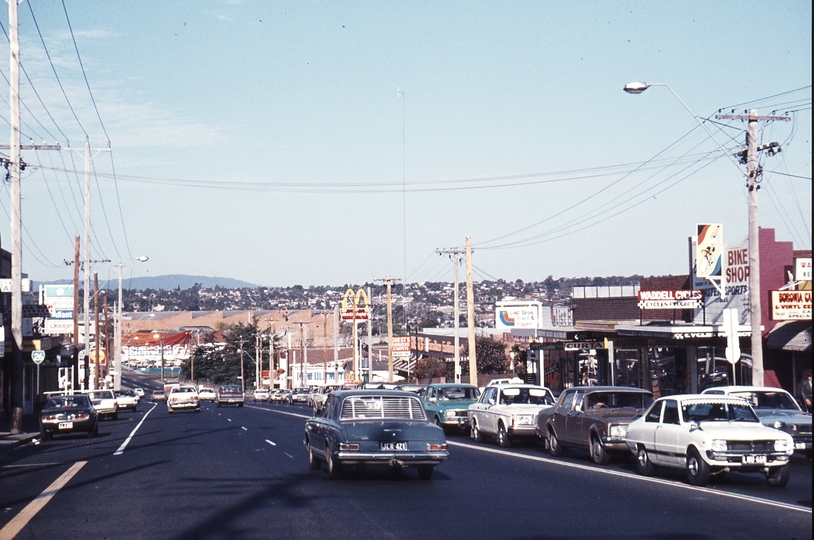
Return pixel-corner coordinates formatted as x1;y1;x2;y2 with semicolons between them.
468;384;555;447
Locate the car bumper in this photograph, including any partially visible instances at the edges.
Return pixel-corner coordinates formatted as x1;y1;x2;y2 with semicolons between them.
95;407;117;415
706;450;792;468
169;402;200;409
218;399;244;404
440;417;470;428
41;419;95;434
600;437;630;453
507;425;537;437
336;451;449;467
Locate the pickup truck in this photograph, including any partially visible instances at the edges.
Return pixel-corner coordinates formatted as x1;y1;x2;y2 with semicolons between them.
84;389;119;420
217;385;245;407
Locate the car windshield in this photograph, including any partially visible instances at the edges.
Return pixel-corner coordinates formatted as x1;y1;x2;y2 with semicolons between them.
437;387;479;400
585;392;653;410
729;391;800;411
88;391;112;400
682;401;759;423
46;396;90;408
340;395;426;421
220;386;240;392
499;388;554;406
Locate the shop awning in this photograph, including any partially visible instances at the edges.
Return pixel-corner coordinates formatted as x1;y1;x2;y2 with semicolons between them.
767;320;812;353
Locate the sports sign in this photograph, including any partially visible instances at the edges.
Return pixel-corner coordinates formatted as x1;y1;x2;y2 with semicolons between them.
637;290;704;310
696;224;723;278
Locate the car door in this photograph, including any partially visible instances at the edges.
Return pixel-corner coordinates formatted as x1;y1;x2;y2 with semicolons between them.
565;390;587;444
550;390;575;441
654;399;683;467
479;387;499;434
641;400;664;464
423;387;438;419
470;387;493;432
308;394;335;456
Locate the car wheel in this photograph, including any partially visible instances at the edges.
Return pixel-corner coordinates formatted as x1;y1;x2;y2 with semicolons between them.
326;445;342;479
307;441;321;470
590;434;611;465
87;424;98;439
766;465;790;487
167;407;173;414
471;420;483;443
497;422;512;448
636;445;655;476
548;428;563;457
686;447;711;486
417;465;434;481
112;412;118;421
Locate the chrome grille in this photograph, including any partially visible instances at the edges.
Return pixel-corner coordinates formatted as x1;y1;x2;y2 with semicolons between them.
727;440;773;452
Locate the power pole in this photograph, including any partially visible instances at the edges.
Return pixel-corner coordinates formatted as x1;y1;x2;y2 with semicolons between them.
374;277;401;383
294;321;310;388
437;248;463;383
465;237;478;387
5;0;60;432
65;137;111;389
715;109;789;387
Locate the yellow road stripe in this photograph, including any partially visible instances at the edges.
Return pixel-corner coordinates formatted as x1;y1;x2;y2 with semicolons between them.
0;461;87;540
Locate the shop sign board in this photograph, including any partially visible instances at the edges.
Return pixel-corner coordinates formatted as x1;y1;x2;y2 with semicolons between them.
45;319;75;334
0;278;32;292
770;290;812;320
391;336;411;358
341;288;370;321
495;300;543;329
696;224;723;278
637;290;703;310
795;258;812;282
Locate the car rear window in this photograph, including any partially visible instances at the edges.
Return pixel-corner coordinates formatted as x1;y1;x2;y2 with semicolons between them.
340;395;426;421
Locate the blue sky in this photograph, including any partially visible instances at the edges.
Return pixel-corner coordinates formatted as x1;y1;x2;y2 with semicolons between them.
2;1;811;289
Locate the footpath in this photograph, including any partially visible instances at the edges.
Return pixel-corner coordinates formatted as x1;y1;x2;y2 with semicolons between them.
0;413;40;448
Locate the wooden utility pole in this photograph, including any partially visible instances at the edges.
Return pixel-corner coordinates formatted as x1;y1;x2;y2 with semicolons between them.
466;237;478;387
436;248;464;383
103;293;109;383
375;277;401;383
715;110;788;387
93;273;101;389
295;321;310;387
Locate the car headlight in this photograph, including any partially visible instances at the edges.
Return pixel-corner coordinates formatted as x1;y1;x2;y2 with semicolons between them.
514;414;533;425
774;439;792;452
608;425;627;438
773;420;786;430
710;439;727;452
445;410;456;420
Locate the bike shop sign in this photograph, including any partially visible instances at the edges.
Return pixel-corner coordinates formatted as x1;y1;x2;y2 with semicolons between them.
637;290;704;310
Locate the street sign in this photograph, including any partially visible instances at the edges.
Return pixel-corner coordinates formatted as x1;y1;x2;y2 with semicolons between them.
31;350;46;364
392;336;411;358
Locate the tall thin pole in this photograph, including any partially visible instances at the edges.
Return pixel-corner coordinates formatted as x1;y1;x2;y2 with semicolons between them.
8;0;22;433
83;138;92;385
746;110;763;386
466;237;478;387
115;263;123;391
93;273;100;389
453;249;461;383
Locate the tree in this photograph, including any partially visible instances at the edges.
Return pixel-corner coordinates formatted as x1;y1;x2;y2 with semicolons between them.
181;322;260;387
462;336;509;375
414;357;449;381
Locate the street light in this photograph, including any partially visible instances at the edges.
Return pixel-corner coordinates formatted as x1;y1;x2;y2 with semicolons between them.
113;255;149;391
624;81;768;386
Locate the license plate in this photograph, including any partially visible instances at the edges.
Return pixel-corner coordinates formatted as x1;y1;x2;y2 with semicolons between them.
58;422;73;430
380;441;408;451
742;454;766;464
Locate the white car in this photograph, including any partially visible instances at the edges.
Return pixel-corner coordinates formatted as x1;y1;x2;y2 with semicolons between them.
84;389;119;420
198;388;216;402
468;384;555;447
167;385;201;413
253;389;271;401
114;389;140;412
626;395;795;487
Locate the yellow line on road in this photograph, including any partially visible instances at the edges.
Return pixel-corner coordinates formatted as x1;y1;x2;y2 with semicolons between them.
0;461;87;540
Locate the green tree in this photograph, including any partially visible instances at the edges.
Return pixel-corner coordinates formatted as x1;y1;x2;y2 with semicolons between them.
414;357;449;381
181;322;260;387
462;336;509;375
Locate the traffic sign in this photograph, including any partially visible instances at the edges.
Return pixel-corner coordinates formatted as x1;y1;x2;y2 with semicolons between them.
31;351;46;364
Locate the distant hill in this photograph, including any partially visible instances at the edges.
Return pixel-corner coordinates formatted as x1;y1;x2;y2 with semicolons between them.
42;274;257;291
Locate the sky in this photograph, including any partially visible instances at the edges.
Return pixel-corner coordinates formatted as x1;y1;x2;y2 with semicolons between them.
1;1;810;290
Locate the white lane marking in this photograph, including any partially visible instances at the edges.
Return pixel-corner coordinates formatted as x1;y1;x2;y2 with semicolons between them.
241;426;248;431
227;418;232;422
245;404;310;419
265;440;276;446
284;453;293;459
447;440;811;514
114;403;157;456
0;461;87;539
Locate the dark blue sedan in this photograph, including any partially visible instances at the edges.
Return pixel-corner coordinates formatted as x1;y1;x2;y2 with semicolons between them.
304;390;449;480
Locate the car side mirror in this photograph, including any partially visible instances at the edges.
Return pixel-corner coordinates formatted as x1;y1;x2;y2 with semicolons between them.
488;398;495;405
689;422;701;432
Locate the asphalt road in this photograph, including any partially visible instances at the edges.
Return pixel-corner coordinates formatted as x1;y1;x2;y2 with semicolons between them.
0;375;810;540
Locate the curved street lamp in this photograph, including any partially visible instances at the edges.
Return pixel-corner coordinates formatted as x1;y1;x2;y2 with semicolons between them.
624;81;767;386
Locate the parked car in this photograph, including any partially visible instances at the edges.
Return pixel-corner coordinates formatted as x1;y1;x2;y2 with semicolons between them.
626;395;795;487
537;386;654;464
114;389;140;412
468;384;555;447
198;388;217;402
39;394;99;440
84;389;119;420
395;384;427;397
701;385;812;460
288;388;310;404
151;391;166;402
422;383;480;431
270;389;290;402
167;385;201;413
217;385;245;407
304;390;448;480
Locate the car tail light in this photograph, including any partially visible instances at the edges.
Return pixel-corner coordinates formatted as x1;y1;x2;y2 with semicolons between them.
428;443;447;451
73;413;90;420
42;415;58;421
339;443;359;451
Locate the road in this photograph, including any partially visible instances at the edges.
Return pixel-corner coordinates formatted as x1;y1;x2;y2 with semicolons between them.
1;374;810;540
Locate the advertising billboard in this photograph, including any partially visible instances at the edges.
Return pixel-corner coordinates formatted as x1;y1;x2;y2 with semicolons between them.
696;224;723;278
495;301;544;329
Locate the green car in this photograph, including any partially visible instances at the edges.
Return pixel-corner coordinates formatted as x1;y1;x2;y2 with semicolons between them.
422;383;481;431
